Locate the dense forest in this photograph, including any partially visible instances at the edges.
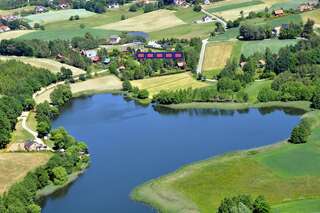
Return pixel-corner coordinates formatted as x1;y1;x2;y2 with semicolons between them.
0;60;57;148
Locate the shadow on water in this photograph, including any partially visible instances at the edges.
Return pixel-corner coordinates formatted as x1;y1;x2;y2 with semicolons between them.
154;105;305;117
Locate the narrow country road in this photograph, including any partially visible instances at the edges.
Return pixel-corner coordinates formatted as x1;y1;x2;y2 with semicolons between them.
196;38;208;74
20;111;44;145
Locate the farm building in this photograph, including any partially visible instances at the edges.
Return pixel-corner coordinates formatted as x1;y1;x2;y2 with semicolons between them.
202;15;213;23
35;5;47;13
24;140;48;152
147;40;162;49
109;35;121;44
299;0;319;12
81;50;100;62
174;0;187;6
0;24;10;33
273;9;284;17
108;3;120;8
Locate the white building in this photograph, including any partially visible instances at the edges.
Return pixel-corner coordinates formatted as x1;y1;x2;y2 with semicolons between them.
147;41;162;49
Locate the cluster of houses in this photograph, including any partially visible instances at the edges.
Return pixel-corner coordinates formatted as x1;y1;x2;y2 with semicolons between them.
24;140;48;152
0;15;20;33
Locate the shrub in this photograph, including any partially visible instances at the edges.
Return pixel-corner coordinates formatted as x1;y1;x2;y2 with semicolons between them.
289;120;311;144
193;5;202;12
137;89;149;99
311;91;320;109
52;166;68;185
129;4;138;12
122;80;132;91
257;87;279;102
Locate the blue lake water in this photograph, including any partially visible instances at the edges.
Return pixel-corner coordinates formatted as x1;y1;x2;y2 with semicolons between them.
41;93;302;213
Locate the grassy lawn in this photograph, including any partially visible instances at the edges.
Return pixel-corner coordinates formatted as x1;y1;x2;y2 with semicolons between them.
96;9;185;33
0;153;52;194
0;56;85;76
131;72;209;97
244;80;272;103
25;9;95;25
132;106;320;213
203;69;221;79
149;22;214;40
207;0;264;13
27;112;37;132
241;39;298;57
272;198;320;213
209;28;239;42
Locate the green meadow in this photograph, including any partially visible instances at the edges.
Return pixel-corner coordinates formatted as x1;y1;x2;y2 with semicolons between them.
132;105;320;213
18;28;119;41
207;0;264;13
241;39;298;57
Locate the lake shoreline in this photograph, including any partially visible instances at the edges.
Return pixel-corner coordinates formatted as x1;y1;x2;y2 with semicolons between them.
131;103;320;213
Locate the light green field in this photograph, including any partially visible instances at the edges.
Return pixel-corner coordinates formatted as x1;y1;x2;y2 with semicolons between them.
43;5;143;31
25;9;96;25
149;22;213;40
273;198;320;213
207;0;264;13
131;72;209;97
18;28;119;41
271;0;307;10
132;107;320;213
241;39;298;57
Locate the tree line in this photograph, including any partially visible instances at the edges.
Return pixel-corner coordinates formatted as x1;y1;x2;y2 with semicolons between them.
0;60;57;148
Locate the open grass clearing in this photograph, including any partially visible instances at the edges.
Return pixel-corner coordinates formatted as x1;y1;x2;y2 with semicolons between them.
10;118;33;144
0;153;52;194
0;56;85;76
244;80;272;103
174;7;205;23
241;39;298;57
96;9;186;32
149;22;214;40
202;42;234;71
18;28;119;41
131;72;209;97
25;9;95;25
0;30;34;40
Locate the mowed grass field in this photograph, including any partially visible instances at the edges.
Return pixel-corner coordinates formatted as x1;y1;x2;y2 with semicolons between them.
207;0;264;13
25;9;96;25
0;56;86;76
96;9;186;32
133;110;320;213
0;30;34;40
131;72;208;97
202;42;234;72
241;39;298;57
273;198;320;213
244;80;272;102
0;153;52;194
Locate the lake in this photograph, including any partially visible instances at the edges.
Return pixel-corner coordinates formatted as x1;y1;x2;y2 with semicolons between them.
41;93;302;213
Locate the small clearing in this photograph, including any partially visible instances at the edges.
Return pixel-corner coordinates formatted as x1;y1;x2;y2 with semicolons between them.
96;9;186;32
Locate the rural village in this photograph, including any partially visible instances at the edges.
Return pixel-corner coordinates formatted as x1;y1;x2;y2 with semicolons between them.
0;0;319;212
